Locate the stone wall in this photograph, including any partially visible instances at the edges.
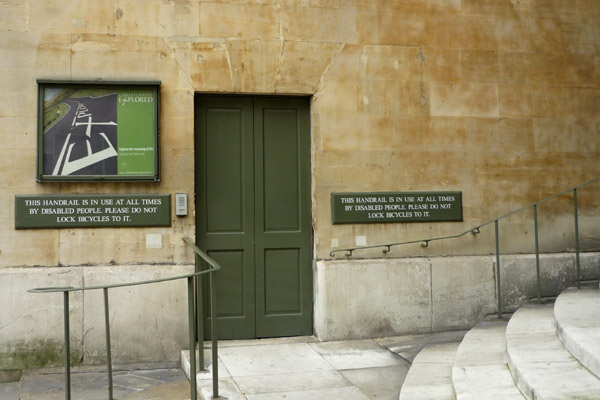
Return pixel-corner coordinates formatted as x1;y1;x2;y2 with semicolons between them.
0;265;193;369
1;0;599;267
315;252;600;340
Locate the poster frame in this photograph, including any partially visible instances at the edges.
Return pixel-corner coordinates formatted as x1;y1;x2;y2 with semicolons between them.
36;80;161;182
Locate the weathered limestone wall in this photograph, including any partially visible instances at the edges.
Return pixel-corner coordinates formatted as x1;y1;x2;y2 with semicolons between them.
0;265;193;369
1;0;600;368
1;0;599;267
311;1;600;259
315;252;600;340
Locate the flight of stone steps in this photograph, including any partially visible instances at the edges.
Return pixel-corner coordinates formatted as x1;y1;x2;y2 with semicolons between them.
399;286;600;400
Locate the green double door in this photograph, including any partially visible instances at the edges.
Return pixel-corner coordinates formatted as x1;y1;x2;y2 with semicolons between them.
195;95;312;339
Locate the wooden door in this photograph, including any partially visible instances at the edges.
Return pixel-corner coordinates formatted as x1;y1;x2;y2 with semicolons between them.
195;95;312;339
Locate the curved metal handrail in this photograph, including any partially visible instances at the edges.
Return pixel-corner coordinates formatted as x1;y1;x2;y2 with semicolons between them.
330;176;600;258
28;236;221;400
28;268;218;294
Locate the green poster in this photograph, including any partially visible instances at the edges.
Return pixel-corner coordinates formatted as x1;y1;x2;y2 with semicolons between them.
117;89;155;175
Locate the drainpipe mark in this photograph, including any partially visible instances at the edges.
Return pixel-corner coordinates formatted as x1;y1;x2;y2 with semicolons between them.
418;47;428;107
314;42;345;97
274;39;286;92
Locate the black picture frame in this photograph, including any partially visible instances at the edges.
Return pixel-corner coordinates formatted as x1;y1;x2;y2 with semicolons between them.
36;80;161;182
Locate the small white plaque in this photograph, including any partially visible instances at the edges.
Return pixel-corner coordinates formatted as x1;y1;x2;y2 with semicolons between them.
146;233;162;249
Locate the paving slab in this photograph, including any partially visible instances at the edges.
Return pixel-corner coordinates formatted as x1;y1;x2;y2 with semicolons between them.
234;370;349;394
181;337;409;400
308;339;404;370
119;380;193;400
19;370;128;400
244;386;371;400
398;342;459;400
506;303;600;400
377;330;467;363
554;287;600;378
0;382;19;400
5;366;189;400
452;320;524;400
218;342;335;377
340;365;407;400
113;368;188;393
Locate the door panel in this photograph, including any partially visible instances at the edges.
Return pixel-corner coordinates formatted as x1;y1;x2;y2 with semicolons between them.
254;98;312;337
264;248;301;314
205;109;244;233
196;95;312;339
196;97;255;339
262;107;300;232
207;250;246;317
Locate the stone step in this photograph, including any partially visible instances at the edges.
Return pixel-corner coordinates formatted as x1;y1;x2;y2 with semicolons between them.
506;303;600;400
181;348;245;400
554;287;600;379
398;342;459;400
452;320;524;400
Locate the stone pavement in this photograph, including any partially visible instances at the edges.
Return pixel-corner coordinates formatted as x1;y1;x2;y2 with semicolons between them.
182;333;466;400
0;363;190;400
0;331;466;400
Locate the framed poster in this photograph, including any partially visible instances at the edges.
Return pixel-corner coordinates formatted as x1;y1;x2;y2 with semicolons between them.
37;80;160;182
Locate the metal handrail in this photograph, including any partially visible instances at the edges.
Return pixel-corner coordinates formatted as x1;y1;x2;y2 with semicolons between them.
330;177;600;315
28;236;221;400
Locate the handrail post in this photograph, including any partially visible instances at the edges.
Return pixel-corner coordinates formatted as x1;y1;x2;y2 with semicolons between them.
63;291;71;400
533;205;542;303
103;288;113;400
196;257;204;371
495;220;502;317
210;270;219;398
187;277;198;400
574;188;581;289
